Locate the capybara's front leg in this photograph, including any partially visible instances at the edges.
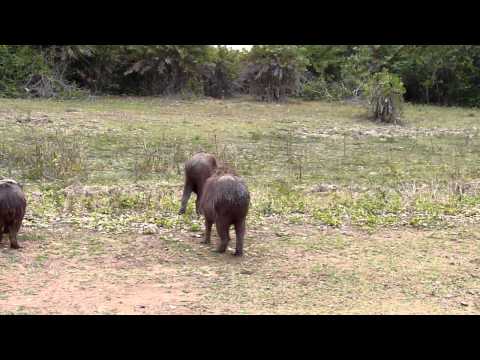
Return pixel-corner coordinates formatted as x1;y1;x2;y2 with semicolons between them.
179;182;193;215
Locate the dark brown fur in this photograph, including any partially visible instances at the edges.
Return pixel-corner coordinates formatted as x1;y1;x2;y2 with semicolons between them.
179;152;218;215
199;169;250;256
0;180;27;249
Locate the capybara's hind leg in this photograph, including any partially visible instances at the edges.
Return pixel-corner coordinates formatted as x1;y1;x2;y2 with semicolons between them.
202;219;213;244
234;220;246;256
179;183;193;215
8;228;19;249
215;221;230;253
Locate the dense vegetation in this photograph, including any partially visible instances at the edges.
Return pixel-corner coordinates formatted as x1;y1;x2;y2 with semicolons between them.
2;45;480;108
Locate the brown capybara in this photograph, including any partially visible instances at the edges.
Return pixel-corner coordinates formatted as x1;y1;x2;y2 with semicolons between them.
0;179;27;249
199;168;250;256
179;152;218;215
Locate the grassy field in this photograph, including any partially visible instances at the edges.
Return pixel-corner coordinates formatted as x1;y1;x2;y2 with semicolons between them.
0;96;480;314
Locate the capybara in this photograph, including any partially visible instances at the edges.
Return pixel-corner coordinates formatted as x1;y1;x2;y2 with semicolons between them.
199;168;250;256
0;179;27;249
179;152;218;215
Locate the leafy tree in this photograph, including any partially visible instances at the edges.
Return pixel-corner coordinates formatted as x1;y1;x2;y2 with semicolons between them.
240;45;309;102
303;45;352;82
121;45;215;96
202;46;244;98
300;45;359;100
3;44;480;106
64;45;123;94
390;45;480;106
0;45;50;97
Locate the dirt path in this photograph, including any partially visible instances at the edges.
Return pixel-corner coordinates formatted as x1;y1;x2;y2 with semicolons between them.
1;222;480;314
0;227;204;314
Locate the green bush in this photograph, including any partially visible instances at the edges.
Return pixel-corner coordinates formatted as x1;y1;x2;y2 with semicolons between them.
4;45;480;106
300;77;352;101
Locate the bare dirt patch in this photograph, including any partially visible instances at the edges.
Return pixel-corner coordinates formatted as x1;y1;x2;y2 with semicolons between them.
1;221;480;314
0;228;201;314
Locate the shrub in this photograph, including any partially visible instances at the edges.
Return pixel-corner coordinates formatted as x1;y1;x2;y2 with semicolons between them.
300;76;352;101
363;69;406;124
0;130;88;181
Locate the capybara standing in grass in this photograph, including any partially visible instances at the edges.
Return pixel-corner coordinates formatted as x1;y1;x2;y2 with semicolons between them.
179;152;218;215
0;179;26;249
199;168;250;256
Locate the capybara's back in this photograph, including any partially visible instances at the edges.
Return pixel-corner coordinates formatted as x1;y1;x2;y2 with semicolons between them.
200;170;250;256
179;152;218;215
0;179;26;249
205;174;250;221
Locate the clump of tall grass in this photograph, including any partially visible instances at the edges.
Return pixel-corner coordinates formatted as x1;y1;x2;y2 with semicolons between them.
0;129;88;181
